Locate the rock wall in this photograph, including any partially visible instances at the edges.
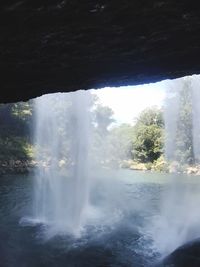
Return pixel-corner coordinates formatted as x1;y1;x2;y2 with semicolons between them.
162;238;200;267
1;1;200;102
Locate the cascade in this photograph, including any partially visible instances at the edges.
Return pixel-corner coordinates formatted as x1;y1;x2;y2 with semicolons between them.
151;76;200;255
33;91;91;236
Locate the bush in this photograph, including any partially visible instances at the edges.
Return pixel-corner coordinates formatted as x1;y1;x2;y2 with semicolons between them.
151;155;169;172
0;137;33;161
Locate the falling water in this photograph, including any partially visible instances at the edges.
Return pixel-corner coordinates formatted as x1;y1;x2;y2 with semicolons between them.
192;76;200;162
164;81;180;162
150;76;200;256
33;91;91;236
30;76;200;258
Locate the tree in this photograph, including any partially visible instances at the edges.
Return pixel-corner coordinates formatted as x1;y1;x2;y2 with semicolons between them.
94;105;115;134
0;101;33;161
132;107;164;163
0;101;33;138
107;124;134;161
133;106;164;127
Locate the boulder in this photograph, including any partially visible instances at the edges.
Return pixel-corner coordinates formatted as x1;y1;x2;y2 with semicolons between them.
161;238;200;267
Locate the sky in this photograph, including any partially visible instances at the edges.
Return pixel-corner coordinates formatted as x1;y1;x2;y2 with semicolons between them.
92;80;167;125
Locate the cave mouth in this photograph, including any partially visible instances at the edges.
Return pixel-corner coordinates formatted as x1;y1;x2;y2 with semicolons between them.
1;1;200;104
1;74;200;267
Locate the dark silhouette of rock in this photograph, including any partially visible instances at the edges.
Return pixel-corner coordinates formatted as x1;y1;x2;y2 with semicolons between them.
1;1;200;102
161;238;200;267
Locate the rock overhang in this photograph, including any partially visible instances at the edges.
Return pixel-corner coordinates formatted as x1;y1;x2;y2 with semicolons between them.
1;0;200;102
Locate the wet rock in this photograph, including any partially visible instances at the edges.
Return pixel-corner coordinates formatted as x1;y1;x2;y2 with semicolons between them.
130;162;147;171
161;238;200;267
187;166;199;175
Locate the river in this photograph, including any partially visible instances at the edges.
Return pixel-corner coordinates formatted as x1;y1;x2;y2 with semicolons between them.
1;169;200;267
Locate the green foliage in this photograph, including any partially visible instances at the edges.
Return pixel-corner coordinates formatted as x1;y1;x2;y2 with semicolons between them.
12;102;32;120
90;105;115;167
144;162;153;171
0;87;195;174
93;106;165;168
0;137;33;161
151;155;169;172
97;124;135;167
134;106;164;127
0;101;33;162
94;105;115;134
132;107;164;163
108;124;134;160
0;102;33;138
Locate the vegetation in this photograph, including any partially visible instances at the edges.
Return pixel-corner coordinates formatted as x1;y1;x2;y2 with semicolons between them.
0;102;33;161
131;107;164;163
95;105;115;135
0;77;199;175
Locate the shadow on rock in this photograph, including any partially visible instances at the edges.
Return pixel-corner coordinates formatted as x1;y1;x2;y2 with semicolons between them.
157;238;200;267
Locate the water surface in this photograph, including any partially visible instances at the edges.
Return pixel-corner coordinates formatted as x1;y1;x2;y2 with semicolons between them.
1;170;200;267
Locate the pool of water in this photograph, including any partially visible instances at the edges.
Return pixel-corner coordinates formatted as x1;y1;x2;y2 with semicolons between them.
0;170;200;267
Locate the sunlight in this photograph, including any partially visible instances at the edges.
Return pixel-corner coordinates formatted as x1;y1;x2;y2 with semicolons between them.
93;81;167;124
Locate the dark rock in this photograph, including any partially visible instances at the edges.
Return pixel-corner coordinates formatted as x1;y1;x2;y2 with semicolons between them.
161;238;200;267
1;1;200;103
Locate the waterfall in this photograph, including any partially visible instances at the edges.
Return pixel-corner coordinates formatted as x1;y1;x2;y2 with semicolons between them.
33;91;91;236
164;82;180;162
150;75;200;256
164;77;196;165
192;76;200;162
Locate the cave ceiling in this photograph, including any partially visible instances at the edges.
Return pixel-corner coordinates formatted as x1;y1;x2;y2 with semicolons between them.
1;0;200;102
